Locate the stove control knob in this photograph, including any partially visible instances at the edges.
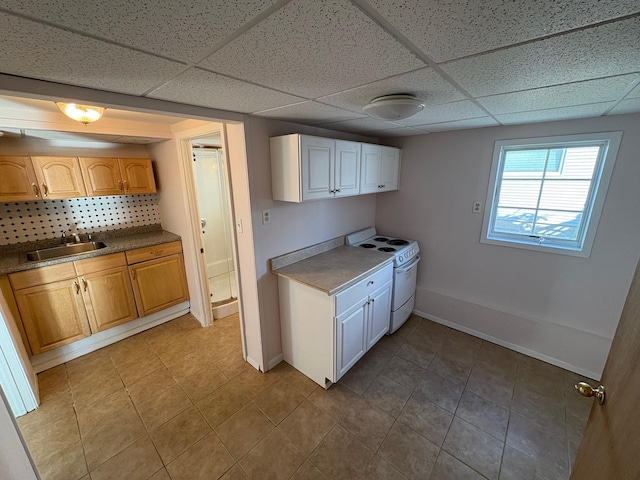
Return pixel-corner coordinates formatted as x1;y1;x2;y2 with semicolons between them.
398;254;404;263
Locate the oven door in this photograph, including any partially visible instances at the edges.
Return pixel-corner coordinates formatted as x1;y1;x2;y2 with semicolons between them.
393;255;420;309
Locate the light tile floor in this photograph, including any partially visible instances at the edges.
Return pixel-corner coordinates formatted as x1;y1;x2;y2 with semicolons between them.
17;313;593;480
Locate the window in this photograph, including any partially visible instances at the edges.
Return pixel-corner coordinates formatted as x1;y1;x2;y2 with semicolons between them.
481;132;622;257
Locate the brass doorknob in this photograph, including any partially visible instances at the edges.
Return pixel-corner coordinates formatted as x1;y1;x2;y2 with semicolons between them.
575;381;605;405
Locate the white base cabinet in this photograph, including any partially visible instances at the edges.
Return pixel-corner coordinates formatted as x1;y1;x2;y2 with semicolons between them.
279;262;393;387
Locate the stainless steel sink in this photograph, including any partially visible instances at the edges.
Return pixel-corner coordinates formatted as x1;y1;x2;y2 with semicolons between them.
26;241;108;262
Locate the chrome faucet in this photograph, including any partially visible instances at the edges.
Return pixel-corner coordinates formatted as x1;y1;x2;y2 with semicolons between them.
60;231;67;244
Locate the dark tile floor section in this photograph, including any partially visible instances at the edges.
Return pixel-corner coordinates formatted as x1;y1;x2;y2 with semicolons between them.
16;313;593;480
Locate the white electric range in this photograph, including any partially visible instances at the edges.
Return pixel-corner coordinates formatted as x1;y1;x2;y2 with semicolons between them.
346;227;420;333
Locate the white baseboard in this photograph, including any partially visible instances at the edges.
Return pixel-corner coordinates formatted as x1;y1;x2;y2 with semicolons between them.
31;302;190;373
413;288;610;380
268;353;284;371
246;355;261;372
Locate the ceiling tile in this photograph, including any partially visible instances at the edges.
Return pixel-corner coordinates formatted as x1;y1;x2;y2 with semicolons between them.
609;98;640;116
626;82;640;98
392;100;488;127
252;101;361;125
370;127;429;138
0;0;281;62
198;0;424;98
442;17;640;97
317;116;404;134
478;74;640;115
495;103;614;125
412;117;500;133
318;67;465;113
367;0;640;62
0;13;184;95
148;68;304;113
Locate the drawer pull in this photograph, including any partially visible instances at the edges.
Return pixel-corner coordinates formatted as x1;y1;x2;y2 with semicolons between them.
150;250;163;256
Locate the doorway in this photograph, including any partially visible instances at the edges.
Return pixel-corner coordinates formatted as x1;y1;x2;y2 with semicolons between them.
190;137;239;320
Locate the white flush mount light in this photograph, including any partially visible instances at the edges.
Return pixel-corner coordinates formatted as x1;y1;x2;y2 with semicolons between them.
363;94;425;121
56;102;105;125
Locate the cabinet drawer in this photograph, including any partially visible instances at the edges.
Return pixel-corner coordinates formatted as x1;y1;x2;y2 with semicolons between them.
335;262;393;315
9;262;77;290
75;252;126;276
126;241;182;264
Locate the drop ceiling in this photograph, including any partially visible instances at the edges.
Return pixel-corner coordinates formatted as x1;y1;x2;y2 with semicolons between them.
0;0;638;138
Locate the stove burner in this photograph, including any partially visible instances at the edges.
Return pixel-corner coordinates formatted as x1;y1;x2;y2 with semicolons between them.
374;237;389;242
388;239;409;246
378;247;397;252
360;244;376;249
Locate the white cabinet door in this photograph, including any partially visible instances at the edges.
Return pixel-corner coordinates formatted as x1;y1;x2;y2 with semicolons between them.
335;298;368;380
360;144;382;194
334;140;360;197
301;136;334;201
367;280;393;349
379;147;400;192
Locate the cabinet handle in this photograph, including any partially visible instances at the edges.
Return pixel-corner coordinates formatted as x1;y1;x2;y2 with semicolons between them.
123;180;129;192
73;281;80;294
82;278;88;291
117;179;124;192
335;189;340;193
41;183;49;197
131;269;136;280
150;250;163;256
367;281;374;286
31;183;40;197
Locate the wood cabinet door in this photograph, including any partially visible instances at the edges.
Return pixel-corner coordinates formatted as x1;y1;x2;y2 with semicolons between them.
359;144;382;194
80;266;138;333
31;156;87;199
14;279;91;355
79;157;123;196
119;158;156;194
129;254;189;316
0;156;41;202
367;280;392;349
300;136;334;201
335;298;368;380
379;147;400;192
334;140;361;197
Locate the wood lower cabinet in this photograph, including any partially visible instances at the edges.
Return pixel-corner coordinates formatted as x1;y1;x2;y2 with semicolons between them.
11;264;91;355
129;253;189;316
75;253;138;333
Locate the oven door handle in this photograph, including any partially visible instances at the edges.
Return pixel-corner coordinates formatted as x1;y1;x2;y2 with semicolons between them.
396;255;420;272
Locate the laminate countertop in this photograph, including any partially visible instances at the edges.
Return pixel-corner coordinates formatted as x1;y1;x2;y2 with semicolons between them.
0;226;181;275
272;245;393;295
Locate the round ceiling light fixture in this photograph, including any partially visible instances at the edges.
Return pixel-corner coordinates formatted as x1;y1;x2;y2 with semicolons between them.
363;94;425;121
55;102;106;125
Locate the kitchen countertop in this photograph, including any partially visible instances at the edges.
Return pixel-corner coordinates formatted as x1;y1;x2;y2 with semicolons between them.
0;226;181;275
272;245;394;295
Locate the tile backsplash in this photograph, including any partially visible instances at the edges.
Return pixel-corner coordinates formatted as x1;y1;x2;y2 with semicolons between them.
0;194;161;245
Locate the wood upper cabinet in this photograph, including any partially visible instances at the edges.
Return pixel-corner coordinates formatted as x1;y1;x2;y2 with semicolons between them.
0;156;41;202
10;263;90;355
79;157;156;196
75;253;138;333
31;156;87;199
127;243;188;317
119;158;156;194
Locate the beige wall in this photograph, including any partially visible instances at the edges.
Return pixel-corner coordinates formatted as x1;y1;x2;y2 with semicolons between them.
376;113;640;378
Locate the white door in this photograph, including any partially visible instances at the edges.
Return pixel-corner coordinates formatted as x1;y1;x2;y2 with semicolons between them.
334;140;360;197
367;280;393;349
379;146;400;192
301;136;334;201
360;143;382;194
335;299;367;380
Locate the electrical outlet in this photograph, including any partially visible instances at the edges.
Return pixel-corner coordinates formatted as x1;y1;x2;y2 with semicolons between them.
262;209;271;224
473;201;482;214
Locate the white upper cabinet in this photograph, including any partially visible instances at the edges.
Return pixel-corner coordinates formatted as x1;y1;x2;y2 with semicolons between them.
271;134;399;202
360;145;401;194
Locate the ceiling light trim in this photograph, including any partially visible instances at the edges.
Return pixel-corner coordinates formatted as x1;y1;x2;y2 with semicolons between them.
363;94;425;120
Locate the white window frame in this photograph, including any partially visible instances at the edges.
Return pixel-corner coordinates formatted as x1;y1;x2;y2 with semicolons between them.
481;132;622;257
